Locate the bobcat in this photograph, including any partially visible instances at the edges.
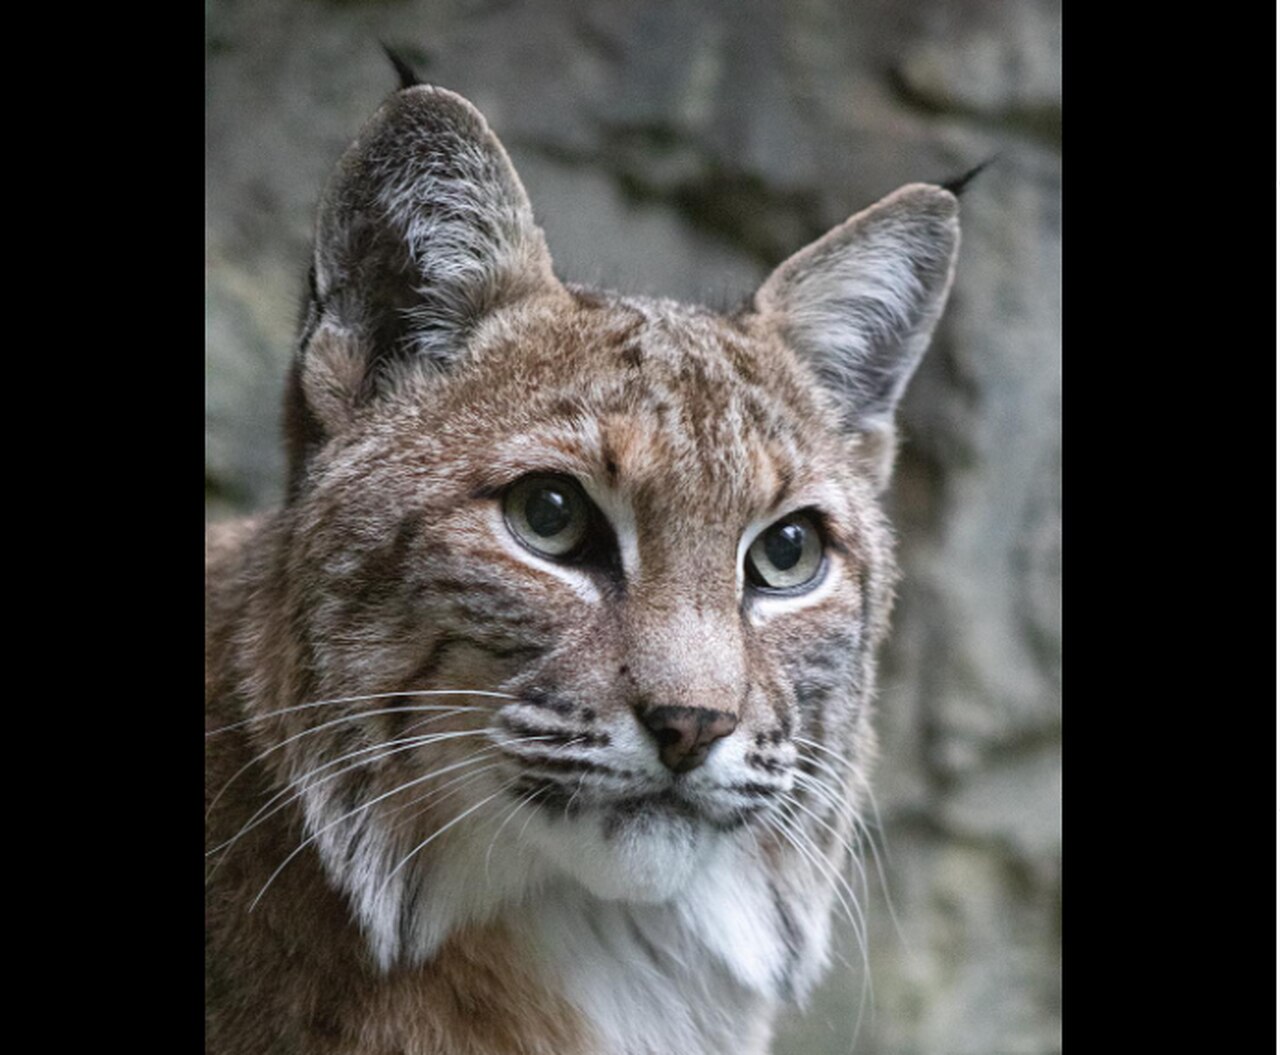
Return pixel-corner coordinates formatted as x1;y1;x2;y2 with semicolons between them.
205;66;960;1055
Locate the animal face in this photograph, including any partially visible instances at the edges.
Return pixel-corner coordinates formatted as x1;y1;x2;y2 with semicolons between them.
257;82;958;971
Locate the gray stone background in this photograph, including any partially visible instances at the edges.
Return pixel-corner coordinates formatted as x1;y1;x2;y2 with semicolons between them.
205;1;1061;1052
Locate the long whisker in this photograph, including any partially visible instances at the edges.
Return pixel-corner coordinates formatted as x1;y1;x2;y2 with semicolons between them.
794;735;906;952
479;732;591;883
214;708;479;842
207;725;488;865
395;705;498;739
787;771;890;1009
483;784;548;884
794;735;885;821
247;733;507;911
792;735;862;777
785;775;873;924
246;731;560;908
283;708;476;795
206;689;516;737
383;760;510;836
792;754;878;851
517;786;549;843
762;807;873;1045
561;747;591;820
790;751;877;858
791;770;869;861
206;704;488;821
794;736;896;862
384;734;564;833
379;781;523;895
794;804;874;1045
772;798;872;987
797;772;905;960
763;807;867;964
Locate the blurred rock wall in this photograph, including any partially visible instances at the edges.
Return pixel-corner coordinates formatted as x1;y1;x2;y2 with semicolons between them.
206;2;1061;1052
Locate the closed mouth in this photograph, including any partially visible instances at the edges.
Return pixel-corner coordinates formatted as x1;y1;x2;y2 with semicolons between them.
511;777;761;834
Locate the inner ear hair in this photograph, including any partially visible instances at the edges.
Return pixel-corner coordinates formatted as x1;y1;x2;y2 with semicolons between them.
752;182;960;489
282;83;564;495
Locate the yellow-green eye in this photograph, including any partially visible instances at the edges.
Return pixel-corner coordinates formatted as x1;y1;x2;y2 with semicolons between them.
746;513;824;591
504;475;590;558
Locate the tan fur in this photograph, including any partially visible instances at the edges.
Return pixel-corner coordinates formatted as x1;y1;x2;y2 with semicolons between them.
207;82;959;1054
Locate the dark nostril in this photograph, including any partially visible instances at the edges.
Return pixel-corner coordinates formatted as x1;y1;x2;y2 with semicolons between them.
638;705;738;774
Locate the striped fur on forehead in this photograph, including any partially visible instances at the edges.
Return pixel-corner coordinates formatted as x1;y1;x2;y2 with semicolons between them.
332;290;875;530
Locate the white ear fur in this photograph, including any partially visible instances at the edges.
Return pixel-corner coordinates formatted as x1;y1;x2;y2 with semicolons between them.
755;183;960;486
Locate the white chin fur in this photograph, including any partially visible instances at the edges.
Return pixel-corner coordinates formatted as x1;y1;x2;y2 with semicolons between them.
521;807;714;903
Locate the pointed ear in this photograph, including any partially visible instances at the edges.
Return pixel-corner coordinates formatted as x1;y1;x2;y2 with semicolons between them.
753;184;960;489
284;85;561;493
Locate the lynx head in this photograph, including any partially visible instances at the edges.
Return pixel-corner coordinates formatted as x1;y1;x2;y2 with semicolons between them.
264;82;958;984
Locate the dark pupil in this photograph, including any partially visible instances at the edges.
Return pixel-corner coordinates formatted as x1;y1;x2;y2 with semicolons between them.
526;487;572;537
764;522;805;570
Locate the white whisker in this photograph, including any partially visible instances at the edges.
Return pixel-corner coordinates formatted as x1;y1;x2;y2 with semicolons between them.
484;784;547;884
207;725;486;867
206;704;489;821
795;736;907;953
761;807;873;1045
385;734;563;832
248;733;505;911
206;689;516;737
380;782;521;894
383;759;510;834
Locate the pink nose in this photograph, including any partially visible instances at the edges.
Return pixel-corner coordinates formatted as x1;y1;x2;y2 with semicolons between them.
638;706;738;773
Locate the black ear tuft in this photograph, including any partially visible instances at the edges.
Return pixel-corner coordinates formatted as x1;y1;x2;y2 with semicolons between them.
381;43;423;90
940;155;998;197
